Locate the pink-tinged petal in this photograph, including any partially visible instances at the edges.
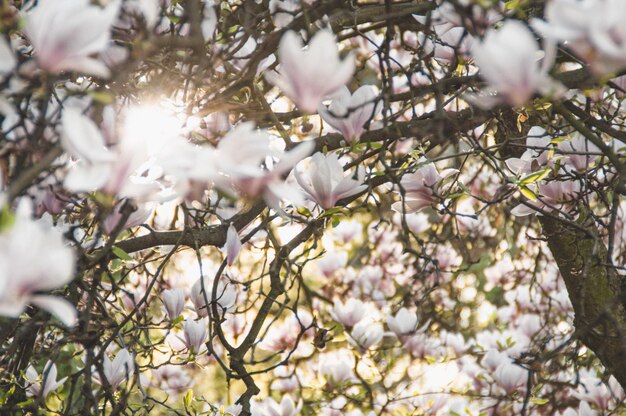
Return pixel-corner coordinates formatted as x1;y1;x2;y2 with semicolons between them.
61;109;114;163
61;56;111;78
294;165;316;199
266;181;305;207
505;158;531;174
420;163;442;187
392;198;432;213
0;296;29;318
309;153;333;205
271;30;354;112
510;203;538;217
264;70;295;100
31;295;78;327
0;37;16;75
223;225;242;266
276;140;315;173
333;180;367;202
25;0;120;77
64;161;112;193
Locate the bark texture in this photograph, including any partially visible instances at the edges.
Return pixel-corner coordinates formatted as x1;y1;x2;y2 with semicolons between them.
541;214;626;388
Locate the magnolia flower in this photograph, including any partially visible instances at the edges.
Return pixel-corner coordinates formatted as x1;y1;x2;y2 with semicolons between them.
392;159;458;213
510;180;581;216
420;24;474;64
25;361;67;398
0;36;16;76
61;109;115;163
149;365;194;395
471;20;561;108
558;133;600;172
331;298;367;328
202;2;218;40
61;109;114;192
492;362;527;394
162;288;185;320
101;201;152;234
101;348;134;390
262;395;302;416
190;277;236;317
222;225;242;266
318;85;380;143
482;349;508;373
0;204;76;326
183;318;208;354
316;250;347;277
575;373;623;411
295;152;366;209
387;307;418;337
24;0;120;77
350;320;384;350
269;0;300;28
532;0;626;75
265;30;355;113
505;126;552;174
212;123;314;211
319;353;353;385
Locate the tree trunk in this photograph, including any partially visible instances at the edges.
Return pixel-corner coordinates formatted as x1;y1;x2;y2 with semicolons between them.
540;213;626;388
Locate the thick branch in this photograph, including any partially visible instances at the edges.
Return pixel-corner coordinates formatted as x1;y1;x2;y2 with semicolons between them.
540;213;626;389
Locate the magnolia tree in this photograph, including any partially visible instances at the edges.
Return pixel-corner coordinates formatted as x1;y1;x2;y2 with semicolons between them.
2;0;626;415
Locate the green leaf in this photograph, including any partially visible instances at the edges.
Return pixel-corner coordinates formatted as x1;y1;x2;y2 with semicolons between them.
183;389;194;409
87;90;114;104
0;208;15;232
321;207;343;217
530;397;549;405
112;246;132;261
520;185;537;201
519;168;551;186
297;207;312;217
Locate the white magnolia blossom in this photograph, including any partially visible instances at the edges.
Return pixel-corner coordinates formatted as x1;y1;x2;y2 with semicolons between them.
182;318;208;354
25;361;67;398
331;298;367;328
0;36;16;76
505;126;551;175
318;85;381;143
190;277;237;317
61;109;114;192
202;2;218;40
211;123;314;211
532;0;626;75
392;158;458;213
100;348;134;390
268;0;300;28
0;204;76;326
510;180;581;216
316;250;348;277
101;201;152;234
222;224;242;267
265;30;355;113
24;0;120;77
387;307;418;337
558;133;601;172
61;109;115;164
420;24;474;64
471;20;562;108
295;152;366;209
61;108;117;193
492;361;528;394
350;320;384;351
254;395;302;416
162;288;186;321
319;352;353;385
